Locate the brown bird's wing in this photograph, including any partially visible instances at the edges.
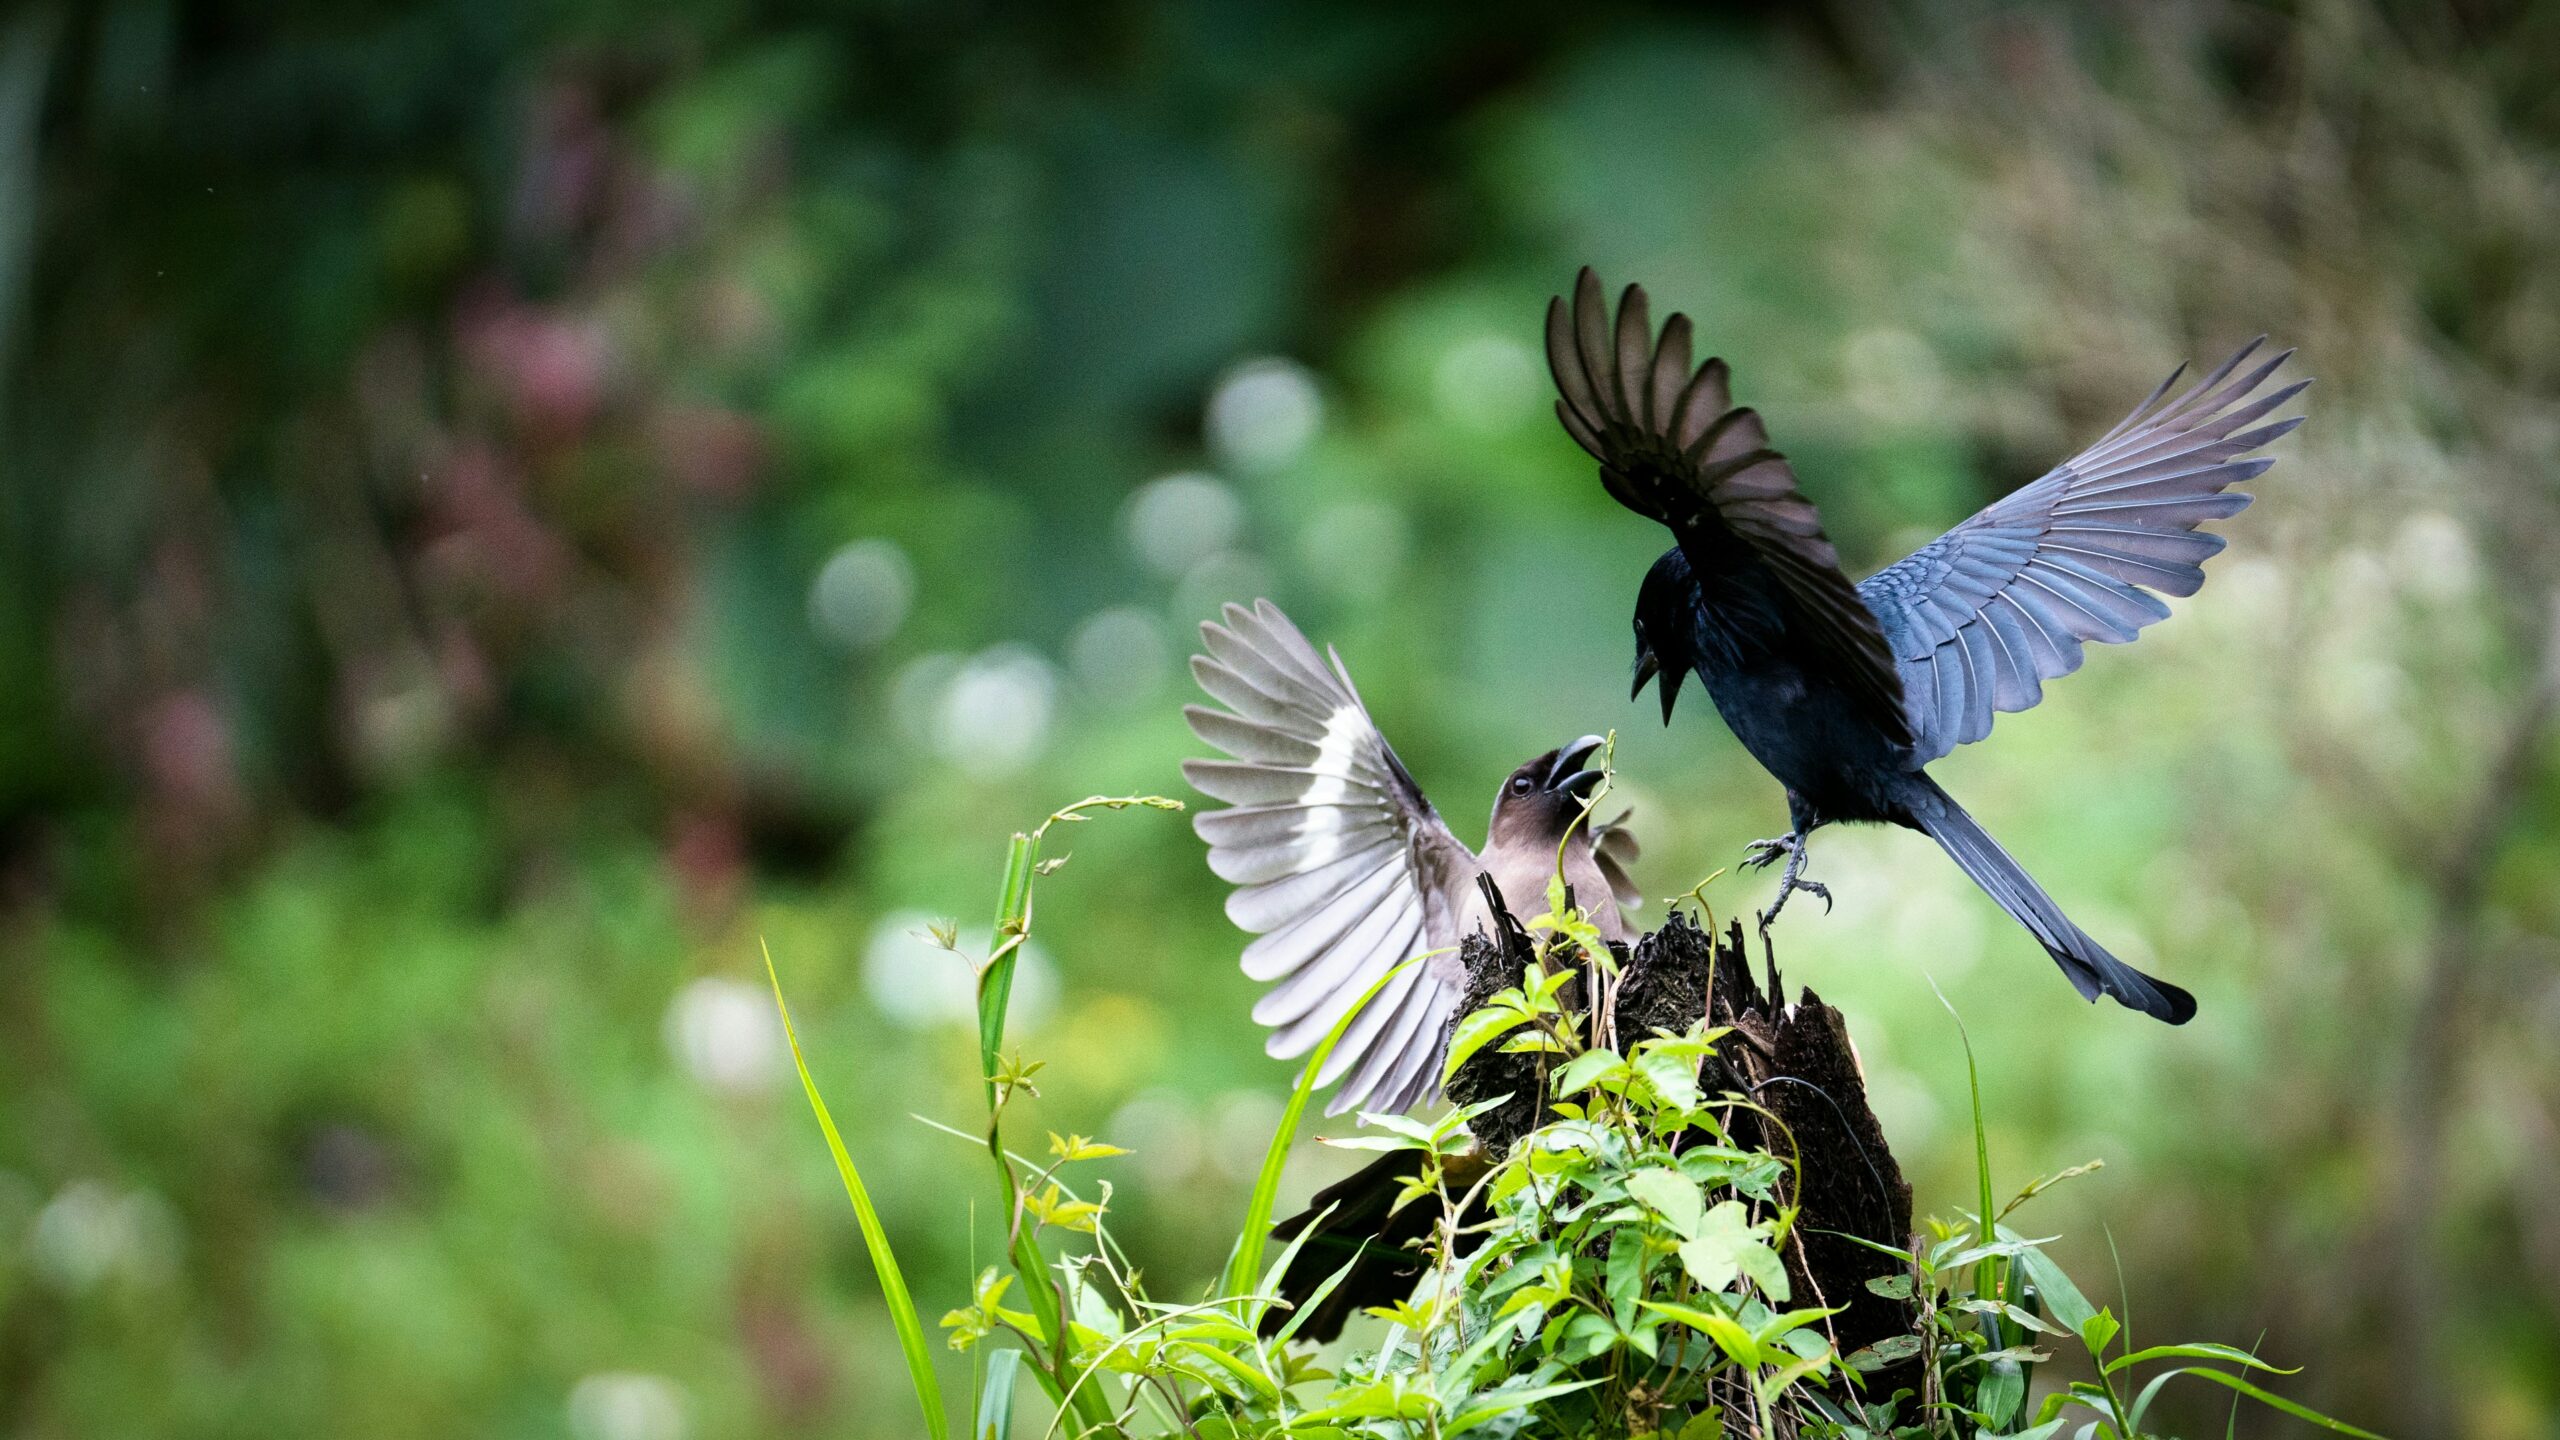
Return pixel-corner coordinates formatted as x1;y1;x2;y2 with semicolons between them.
1589;807;1643;915
1548;268;1911;748
1184;600;1476;1117
1857;342;2306;763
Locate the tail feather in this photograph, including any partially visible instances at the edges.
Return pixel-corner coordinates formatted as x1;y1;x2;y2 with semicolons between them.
1264;1146;1488;1340
1907;782;2197;1025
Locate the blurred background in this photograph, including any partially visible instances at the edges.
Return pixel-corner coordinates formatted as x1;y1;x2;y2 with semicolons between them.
3;1;2557;1436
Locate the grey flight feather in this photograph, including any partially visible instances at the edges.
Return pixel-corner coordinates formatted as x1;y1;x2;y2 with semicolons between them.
1859;340;2308;763
1181;600;1477;1117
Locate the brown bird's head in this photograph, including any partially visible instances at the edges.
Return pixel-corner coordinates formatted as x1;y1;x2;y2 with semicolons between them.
1486;734;1607;849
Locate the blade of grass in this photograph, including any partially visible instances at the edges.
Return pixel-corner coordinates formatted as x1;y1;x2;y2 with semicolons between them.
1269;1245;1365;1348
765;942;950;1440
2134;1366;2388;1438
974;799;1176;1435
1223;952;1435;1299
976;1348;1025;1440
976;795;1180;1110
1927;975;2005;1355
980;830;1039;1109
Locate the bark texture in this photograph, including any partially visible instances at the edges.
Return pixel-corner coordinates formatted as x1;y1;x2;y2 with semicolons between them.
1446;887;1919;1382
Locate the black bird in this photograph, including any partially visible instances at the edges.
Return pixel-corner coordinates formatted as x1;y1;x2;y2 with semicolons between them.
1549;270;2306;1023
1183;600;1640;1115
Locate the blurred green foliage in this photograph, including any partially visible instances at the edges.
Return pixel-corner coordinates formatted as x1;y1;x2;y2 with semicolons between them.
3;2;2559;1437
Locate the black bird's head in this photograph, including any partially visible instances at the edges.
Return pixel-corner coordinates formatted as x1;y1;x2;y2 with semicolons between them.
1631;547;1697;724
1487;734;1607;849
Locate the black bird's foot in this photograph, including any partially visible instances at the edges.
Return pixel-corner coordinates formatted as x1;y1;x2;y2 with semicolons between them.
1759;877;1832;928
1749;831;1832;929
1741;834;1796;871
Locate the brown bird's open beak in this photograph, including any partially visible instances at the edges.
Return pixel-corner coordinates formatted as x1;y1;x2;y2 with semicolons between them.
1546;734;1607;796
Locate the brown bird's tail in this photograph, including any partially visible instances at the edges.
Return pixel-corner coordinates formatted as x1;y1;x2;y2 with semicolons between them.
1263;1146;1488;1341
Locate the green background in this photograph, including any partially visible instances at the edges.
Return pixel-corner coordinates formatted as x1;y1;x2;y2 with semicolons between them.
3;2;2556;1436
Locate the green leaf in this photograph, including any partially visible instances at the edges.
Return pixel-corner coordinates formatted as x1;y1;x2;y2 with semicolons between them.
1633;1048;1703;1112
1733;1224;1793;1303
1605;1227;1646;1305
1267;1249;1361;1348
1552;1046;1627;1098
2106;1341;2302;1377
2007;1232;2098;1334
1640;1301;1759;1365
1842;1333;1924;1372
1444;1379;1604;1435
1443;1004;1535;1082
767;949;950;1440
1978;1354;2026;1429
1290;1377;1436;1424
1675;1200;1763;1293
1931;981;1996;1263
1167;1338;1278;1403
1754;1304;1845;1344
1318;1135;1426;1153
1673;1413;1727;1440
1754;1350;1834;1407
1634;1025;1731;1062
1350;1110;1441;1143
1625;1167;1705;1239
1955;1297;2063;1334
1045;1133;1128;1162
2079;1306;2120;1355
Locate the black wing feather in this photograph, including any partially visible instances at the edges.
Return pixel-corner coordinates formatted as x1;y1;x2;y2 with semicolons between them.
1549;270;1913;747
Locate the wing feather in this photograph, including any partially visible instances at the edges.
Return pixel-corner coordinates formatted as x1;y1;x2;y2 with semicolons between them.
1859;341;2305;762
1546;272;1912;746
1185;601;1475;1115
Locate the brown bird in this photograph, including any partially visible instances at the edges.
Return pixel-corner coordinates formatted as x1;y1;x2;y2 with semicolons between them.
1183;599;1640;1116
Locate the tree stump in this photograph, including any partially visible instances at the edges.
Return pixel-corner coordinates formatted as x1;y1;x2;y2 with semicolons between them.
1446;893;1920;1389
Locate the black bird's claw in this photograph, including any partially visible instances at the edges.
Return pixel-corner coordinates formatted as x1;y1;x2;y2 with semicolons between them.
1741;835;1795;871
1756;877;1831;930
1751;832;1828;929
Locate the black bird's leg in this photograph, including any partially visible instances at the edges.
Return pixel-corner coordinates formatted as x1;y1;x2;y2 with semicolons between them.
1746;796;1830;928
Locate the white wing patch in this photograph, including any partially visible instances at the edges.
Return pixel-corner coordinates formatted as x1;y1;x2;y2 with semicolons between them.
1293;705;1369;870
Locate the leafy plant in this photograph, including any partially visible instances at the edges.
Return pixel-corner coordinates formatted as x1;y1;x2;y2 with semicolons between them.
771;798;2385;1439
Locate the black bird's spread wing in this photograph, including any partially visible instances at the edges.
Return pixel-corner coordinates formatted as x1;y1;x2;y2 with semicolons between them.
1183;601;1475;1117
1858;342;2307;764
1549;270;1912;747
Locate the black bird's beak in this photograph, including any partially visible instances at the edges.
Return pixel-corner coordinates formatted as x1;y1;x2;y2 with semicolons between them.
1546;734;1607;796
1656;664;1683;726
1631;648;1659;700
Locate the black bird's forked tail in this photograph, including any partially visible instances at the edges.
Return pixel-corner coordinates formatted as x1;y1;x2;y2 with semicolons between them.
1903;779;2197;1024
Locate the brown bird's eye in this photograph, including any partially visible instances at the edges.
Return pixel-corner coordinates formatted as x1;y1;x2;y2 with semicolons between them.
1510;775;1532;794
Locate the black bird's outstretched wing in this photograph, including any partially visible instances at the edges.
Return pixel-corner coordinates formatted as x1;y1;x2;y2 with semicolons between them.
1858;342;2306;764
1183;601;1476;1117
1548;270;1913;747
